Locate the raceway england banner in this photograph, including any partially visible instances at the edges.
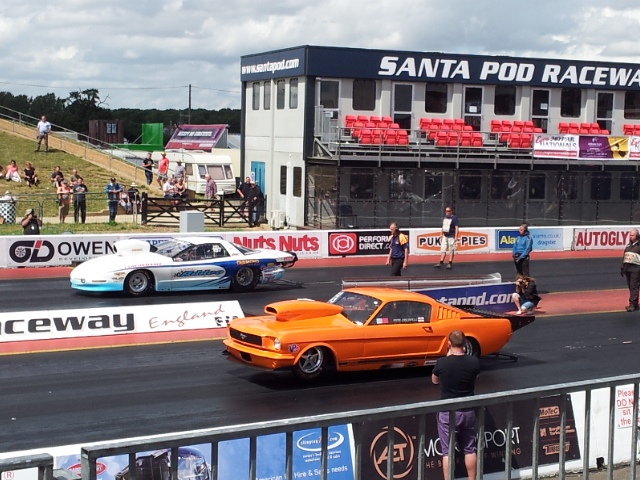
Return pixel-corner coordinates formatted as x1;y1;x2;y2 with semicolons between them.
0;301;243;343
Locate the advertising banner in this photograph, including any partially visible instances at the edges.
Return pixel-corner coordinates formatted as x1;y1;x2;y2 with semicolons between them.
360;396;580;480
165;124;226;150
328;230;391;256
416;283;516;313
573;227;631;250
55;425;354;480
533;134;578;159
413;229;490;255
629;136;640;159
579;136;629;160
227;231;325;258
0;301;242;343
496;228;564;251
4;235;119;267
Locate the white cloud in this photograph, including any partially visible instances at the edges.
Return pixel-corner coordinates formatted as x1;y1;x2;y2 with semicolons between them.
0;0;640;110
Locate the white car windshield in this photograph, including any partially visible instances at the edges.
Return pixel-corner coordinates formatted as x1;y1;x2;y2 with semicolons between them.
154;239;194;258
328;291;381;324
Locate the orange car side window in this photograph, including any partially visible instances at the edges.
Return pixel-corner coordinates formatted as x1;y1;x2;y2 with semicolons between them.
371;301;431;325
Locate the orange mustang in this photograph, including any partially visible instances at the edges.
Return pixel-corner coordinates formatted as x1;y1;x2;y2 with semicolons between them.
224;287;533;380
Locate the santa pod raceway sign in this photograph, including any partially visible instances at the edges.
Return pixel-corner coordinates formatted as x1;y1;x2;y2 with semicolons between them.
573;227;630;250
0;301;243;345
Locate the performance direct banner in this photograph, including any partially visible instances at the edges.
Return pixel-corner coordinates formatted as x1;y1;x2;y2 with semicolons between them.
0;301;243;343
328;230;393;256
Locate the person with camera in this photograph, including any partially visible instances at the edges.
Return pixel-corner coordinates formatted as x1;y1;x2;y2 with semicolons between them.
512;275;541;315
21;208;42;235
621;228;640;312
512;224;533;276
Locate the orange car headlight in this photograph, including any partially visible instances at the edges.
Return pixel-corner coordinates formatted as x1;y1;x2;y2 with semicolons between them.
264;337;281;351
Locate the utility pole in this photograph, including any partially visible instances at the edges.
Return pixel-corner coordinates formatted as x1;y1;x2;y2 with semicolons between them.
188;84;192;124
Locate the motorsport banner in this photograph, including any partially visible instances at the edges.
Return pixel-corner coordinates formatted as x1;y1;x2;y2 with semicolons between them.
496;228;564;251
534;134;631;160
361;396;580;480
412;229;491;255
416;283;516;313
165;124;227;150
328;230;393;256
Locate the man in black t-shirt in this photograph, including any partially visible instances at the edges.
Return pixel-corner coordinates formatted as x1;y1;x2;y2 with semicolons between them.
432;330;480;480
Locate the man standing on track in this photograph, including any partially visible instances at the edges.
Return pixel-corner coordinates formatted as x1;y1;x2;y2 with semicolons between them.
432;330;480;480
386;222;409;276
622;228;640;312
513;224;533;277
435;207;459;269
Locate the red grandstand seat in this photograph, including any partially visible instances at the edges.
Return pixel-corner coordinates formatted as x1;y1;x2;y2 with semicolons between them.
452;124;463;131
471;132;484;147
430;118;443;126
579;128;589;134
514;121;525;128
499;130;511;143
357;115;369;122
454;118;465;125
568;126;579;134
381;116;393;123
569;122;579;129
345;114;356;124
534;128;543;133
385;129;398;140
372;130;384;144
364;122;376;130
511;126;523;133
389;123;400;129
351;122;365;138
523;127;534;134
460;132;472;147
396;130;409;145
490;120;502;133
589;127;601;134
520;135;532;148
463;125;473;131
385;136;397;145
443;119;455;125
359;129;373;144
370;116;381;125
435;131;448;146
591;123;600;128
501;120;513;128
580;123;591;129
600;129;610;135
440;124;452;131
634;126;640;135
624;124;634;135
447;131;460;146
428;124;440;140
509;134;522;149
524;121;534;128
378;122;389;130
558;122;569;134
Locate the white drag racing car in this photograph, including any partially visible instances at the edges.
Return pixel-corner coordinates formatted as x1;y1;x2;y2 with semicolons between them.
70;237;297;296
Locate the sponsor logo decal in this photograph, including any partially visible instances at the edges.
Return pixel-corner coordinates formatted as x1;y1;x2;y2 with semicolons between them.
497;230;519;250
369;426;415;479
416;231;488;252
289;344;300;353
296;431;345;452
9;239;116;264
329;233;357;255
237;259;260;265
232;234;320;253
173;268;225;278
9;240;54;263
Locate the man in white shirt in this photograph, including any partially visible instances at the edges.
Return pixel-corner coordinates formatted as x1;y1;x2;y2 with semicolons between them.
35;116;52;153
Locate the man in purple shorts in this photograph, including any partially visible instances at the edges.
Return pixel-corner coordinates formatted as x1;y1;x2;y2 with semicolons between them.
432;330;480;480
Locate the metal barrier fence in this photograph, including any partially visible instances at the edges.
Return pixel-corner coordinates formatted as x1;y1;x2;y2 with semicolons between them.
0;192;140;228
2;373;634;480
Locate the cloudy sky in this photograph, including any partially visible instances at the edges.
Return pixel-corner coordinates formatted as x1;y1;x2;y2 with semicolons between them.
2;0;640;111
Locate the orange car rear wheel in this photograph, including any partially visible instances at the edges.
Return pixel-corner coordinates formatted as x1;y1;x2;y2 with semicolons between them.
465;337;481;357
293;346;334;380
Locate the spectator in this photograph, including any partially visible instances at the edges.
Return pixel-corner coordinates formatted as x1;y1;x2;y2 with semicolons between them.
105;177;122;222
21;208;42;235
157;152;169;189
72;176;89;223
386;222;409;276
432;330;480;480
174;178;187;200
512;275;542;315
127;183;141;213
57;180;72;223
512;224;533;277
205;174;217;207
435;206;459;269
621;228;640;312
174;160;186;181
5;160;21;182
247;180;263;227
35;115;51;153
142;153;154;186
2;190;15;202
236;176;252;217
119;190;132;214
163;177;180;208
69;168;80;185
50;166;64;187
23;162;39;187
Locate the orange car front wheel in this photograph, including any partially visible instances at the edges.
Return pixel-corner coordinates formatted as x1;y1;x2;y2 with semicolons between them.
293;346;333;380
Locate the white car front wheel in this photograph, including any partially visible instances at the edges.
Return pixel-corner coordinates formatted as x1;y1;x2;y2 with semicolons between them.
124;270;153;296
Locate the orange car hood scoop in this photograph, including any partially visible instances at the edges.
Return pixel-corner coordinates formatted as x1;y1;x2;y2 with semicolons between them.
265;300;344;322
